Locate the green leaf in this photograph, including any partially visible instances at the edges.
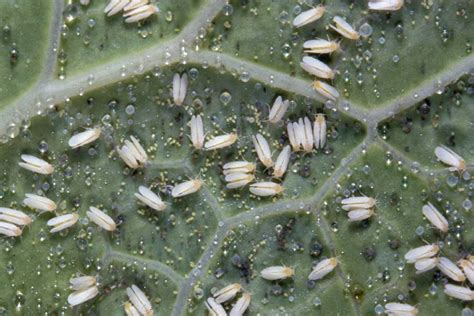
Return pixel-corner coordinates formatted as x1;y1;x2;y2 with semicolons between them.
0;0;472;315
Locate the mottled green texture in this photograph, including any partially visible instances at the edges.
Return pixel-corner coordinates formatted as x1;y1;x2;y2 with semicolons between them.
0;0;52;108
0;0;472;315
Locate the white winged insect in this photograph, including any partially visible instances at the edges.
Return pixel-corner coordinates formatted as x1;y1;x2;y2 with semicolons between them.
172;73;188;106
313;114;327;149
67;285;99;306
292;6;325;28
70;275;97;291
0;208;32;226
273;145;291;178
229;292;251;316
213;283;242;304
116;136;148;169
268;96;289;124
0;221;22;237
330;16;360;40
434;145;466;172
204;297;227;316
204;133;238;150
104;0;129;17
19;154;54;175
171;179;202;198
341;196;376;211
404;244;439;263
260;266;294;280
313;80;339;101
458;258;474;284
87;207;117;231
303;39;340;54
135;186;166;211
414;257;439;274
422;202;448;233
308;258;337;281
300;56;335;79
437;257;466;282
47;213;79;233
126;285;153;316
443;284;474;301
287;122;301;152
368;0;404;11
299;117;314;153
249;182;283;197
225;173;255;189
124;4;159;24
347;209;374;222
222;161;256;175
189;114;205;150
252;133;273;168
384;302;418;316
23;193;57;212
68;128;101;149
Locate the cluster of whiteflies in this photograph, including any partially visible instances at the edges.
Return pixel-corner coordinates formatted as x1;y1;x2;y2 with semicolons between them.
104;0;159;23
405;244;474;301
205;284;250;316
293;1;403;101
67;275;153;313
1;154;116;237
188;95;329;197
206;259;338;315
341;196;376;222
402;198;473;302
